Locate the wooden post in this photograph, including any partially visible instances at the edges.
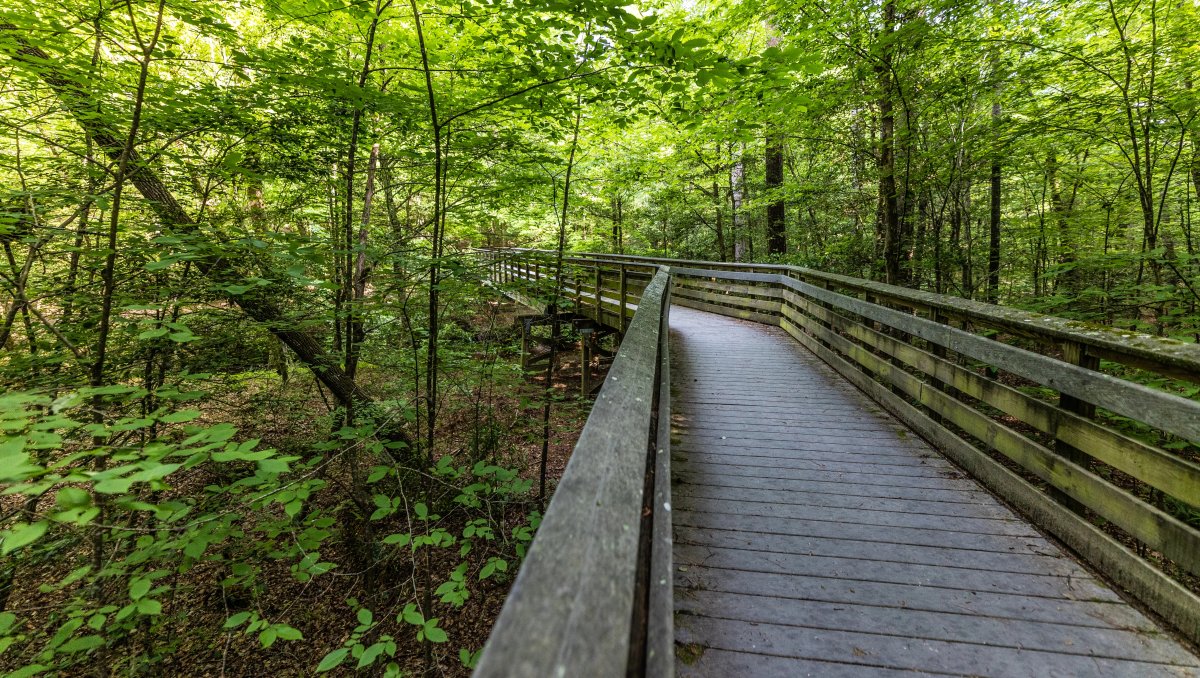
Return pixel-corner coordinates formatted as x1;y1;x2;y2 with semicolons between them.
619;265;628;334
594;267;603;321
580;328;593;394
521;317;531;369
1055;341;1099;514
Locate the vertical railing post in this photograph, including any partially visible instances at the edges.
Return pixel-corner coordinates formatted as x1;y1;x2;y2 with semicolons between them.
574;266;582;311
619;265;628;334
1055;341;1099;513
521;317;531;369
594;266;603;322
580;328;593;394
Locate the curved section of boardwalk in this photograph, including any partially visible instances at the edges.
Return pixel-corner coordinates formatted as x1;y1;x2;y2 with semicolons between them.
669;305;1200;677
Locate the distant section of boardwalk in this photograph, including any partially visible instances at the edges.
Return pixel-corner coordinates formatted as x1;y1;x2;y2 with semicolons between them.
668;305;1200;677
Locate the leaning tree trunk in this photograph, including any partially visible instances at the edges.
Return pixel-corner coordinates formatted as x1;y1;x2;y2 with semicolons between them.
4;27;373;408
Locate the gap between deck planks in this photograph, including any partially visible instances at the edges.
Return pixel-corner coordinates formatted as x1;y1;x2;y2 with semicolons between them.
668;304;1200;677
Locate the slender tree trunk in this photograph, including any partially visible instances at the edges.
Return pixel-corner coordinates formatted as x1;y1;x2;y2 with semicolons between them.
987;99;1002;304
877;0;901;284
346;143;380;381
541;100;583;506
1048;151;1074;294
342;0;387;399
766;134;786;255
730;146;746;262
713;178;726;262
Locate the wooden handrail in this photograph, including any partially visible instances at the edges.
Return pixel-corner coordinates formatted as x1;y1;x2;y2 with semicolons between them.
482;247;1200;647
474;252;673;677
507;248;1200;383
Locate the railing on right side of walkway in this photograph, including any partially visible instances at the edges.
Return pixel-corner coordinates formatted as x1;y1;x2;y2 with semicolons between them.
485;247;1200;648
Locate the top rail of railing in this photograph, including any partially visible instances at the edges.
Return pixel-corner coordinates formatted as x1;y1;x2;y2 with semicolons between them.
473;258;673;677
494;247;1200;383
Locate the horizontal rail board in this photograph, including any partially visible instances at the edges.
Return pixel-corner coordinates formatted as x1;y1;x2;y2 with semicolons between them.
780;289;1200;507
525;249;1200;382
672;286;782;313
675;277;783;299
783;307;1200;576
779;275;1200;444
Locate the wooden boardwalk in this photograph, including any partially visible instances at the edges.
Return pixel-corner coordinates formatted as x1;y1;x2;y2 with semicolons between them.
668;305;1200;677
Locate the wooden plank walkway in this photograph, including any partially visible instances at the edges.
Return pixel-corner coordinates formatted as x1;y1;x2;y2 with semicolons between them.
668;305;1200;677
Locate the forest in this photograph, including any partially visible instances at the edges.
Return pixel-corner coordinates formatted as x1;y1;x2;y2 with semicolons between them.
2;0;1199;674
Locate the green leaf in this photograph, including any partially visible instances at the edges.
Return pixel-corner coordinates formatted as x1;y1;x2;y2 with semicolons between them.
259;627;278;648
137;599;162;615
382;533;411;546
59;634;104;653
316;648;349;672
401;603;423;626
276;625;303;641
159;409;201;424
357;608;373;626
129;577;151;600
257;458;290;474
224;611;252;629
424;622;447;643
2;521;48;554
56;487;91;508
357;642;386;668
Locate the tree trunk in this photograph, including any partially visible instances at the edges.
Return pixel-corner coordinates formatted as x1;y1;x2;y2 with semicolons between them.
346;143;380;382
730;146;747;262
987;99;1002;304
713;178;726;262
765;134;786;255
1048;151;1074;294
877;0;901;284
6;28;373;408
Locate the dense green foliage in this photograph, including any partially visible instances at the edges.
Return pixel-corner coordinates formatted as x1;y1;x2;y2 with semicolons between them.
1;0;1198;674
555;0;1200;335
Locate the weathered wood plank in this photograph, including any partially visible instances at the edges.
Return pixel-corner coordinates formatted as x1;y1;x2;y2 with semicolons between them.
674;564;1155;630
673;482;1014;521
675;277;783;299
678;590;1197;664
667;304;1200;674
676;616;1198;677
674;472;994;505
673;524;1077;575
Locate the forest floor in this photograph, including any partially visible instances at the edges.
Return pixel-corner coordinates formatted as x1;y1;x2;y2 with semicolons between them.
3;299;601;677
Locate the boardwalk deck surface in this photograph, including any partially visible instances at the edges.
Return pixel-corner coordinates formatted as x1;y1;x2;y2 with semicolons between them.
668;305;1200;677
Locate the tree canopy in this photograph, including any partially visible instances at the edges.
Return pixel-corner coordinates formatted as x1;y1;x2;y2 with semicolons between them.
2;0;1199;673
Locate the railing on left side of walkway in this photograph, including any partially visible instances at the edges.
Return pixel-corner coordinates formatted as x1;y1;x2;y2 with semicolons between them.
473;250;674;677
